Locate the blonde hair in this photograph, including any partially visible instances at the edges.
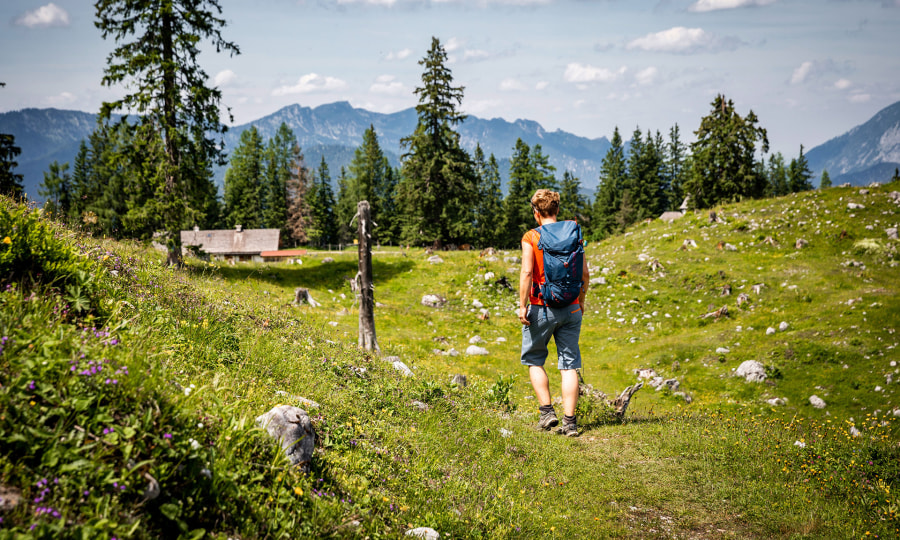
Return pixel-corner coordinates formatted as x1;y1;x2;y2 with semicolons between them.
531;189;560;218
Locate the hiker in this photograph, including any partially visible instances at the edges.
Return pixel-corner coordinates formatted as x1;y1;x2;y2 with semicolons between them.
518;189;589;437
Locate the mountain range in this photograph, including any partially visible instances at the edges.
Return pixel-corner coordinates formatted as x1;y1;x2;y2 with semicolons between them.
2;100;899;201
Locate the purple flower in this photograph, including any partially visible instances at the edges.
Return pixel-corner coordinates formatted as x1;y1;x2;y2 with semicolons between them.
28;380;35;390
163;433;172;439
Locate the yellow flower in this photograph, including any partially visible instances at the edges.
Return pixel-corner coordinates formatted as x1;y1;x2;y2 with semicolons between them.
2;236;10;244
294;486;303;496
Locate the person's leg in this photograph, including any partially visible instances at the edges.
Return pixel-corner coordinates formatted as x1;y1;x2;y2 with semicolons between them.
529;365;552;406
560;368;579;417
553;306;583;435
521;305;558;429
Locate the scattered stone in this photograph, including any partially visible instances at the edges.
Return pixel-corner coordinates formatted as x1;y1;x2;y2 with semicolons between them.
500;428;512;438
724;243;738;251
410;400;428;411
766;327;776;335
450;374;468;387
256;405;316;471
794;440;807;448
766;397;786;406
421;294;447;308
779;321;789;332
293;287;321;307
700;305;728;319
635;368;657;379
480;247;497;257
795;239;809;249
503;256;521;264
809;395;827;409
663;378;680;391
763;236;779;246
484;256;499;262
484;271;495;281
737;293;750;306
478;311;490;321
496;337;507;343
469;335;485;344
590;277;607;286
405;527;440;540
328;321;338;327
465;345;489;356
735;360;767;383
847;203;865;210
0;484;22;512
875;385;883;392
850;426;861;437
751;284;765;295
471;299;484;309
679;239;698;250
721;284;732;296
887;227;898;240
322;257;335;263
142;473;160;502
392;360;414;377
427;255;444;264
715;347;730;354
859;189;869;195
447;348;460;357
673;391;693;404
648;259;665;272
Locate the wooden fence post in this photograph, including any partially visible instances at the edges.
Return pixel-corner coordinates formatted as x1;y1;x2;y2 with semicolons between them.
356;200;378;351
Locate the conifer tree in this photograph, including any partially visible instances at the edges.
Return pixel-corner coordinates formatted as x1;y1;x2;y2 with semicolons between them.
335;166;355;244
559;171;589;224
766;153;789;197
69;140;93;222
95;0;239;264
624;128;665;224
40;162;73;218
472;144;504;247
262;123;296;234
346;125;394;243
592;127;627;239
684;94;769;208
285;145;310;246
0;82;24;198
223;126;264;229
307;157;338;246
819;169;832;189
665;124;688;211
787;144;814;193
397;37;476;247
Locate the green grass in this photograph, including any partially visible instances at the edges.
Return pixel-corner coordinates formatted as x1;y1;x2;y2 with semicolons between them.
1;182;899;538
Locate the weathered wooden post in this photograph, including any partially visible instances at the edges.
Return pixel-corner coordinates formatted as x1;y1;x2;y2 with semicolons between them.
356;201;378;351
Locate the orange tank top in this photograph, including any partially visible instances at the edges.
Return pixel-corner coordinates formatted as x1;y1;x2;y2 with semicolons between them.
523;228;579;306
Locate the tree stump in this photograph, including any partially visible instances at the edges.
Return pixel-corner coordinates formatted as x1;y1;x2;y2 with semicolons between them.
293;288;320;307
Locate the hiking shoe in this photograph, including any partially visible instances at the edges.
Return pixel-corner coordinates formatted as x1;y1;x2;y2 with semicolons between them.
556;421;579;437
538;409;559;430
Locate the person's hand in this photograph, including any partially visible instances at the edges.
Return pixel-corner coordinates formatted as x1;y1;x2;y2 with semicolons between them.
518;306;530;325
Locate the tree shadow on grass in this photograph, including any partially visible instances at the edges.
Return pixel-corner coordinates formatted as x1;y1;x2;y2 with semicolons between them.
581;412;671;431
189;258;416;292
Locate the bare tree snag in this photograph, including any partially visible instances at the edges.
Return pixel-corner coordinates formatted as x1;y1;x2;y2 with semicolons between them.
356;201;378;351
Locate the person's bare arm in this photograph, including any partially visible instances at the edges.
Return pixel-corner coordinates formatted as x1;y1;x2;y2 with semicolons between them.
578;254;589;312
518;240;534;325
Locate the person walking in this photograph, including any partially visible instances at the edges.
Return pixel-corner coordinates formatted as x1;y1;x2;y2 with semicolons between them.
518;189;589;437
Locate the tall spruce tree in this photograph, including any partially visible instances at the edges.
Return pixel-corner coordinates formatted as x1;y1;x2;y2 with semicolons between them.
684;94;769;208
263;123;297;236
285;144;310;246
787;144;814;193
346;125;394;243
95;0;239;264
223;126;264;229
623;128;665;224
40;162;73;218
665;124;688;211
766;153;789;197
397;37;476;247
335;167;355;244
501;139;557;246
559;171;589;224
819;169;832;189
592;127;627;239
0;83;24;198
307;157;339;247
472;144;504;247
69;140;93;223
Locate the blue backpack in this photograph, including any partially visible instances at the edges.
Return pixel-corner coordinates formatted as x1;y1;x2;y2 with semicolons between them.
534;221;585;308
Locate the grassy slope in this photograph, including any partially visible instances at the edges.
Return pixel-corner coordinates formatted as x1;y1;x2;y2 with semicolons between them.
1;182;898;539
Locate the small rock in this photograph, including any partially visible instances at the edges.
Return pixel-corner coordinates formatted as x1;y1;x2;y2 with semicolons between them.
886;227;898;240
496;337;507;343
500;428;512;438
465;345;489;356
663;378;680;391
469;335;485;344
0;484;22;512
779;321;789;332
256;405;316;471
766;327;776;335
795;239;809;249
484;272;495;281
715;347;730;354
724;243;737;251
735;360;767;383
503;256;521;264
427;255;444;264
635;368;657;379
471;299;484;309
809;395;826;409
421;294;447;308
859;189;869;195
328;321;338;327
393;360;413;377
875;385;883;392
410;400;428;411
448;348;460;357
322;257;335;263
405;527;440;540
850;426;861;437
484;256;499;262
847;203;865;210
766;398;786;406
450;374;468;387
794;440;806;448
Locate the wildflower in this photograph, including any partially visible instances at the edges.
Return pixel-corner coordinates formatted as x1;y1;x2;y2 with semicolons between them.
163;433;172;439
28;380;35;390
294;486;303;496
2;236;10;244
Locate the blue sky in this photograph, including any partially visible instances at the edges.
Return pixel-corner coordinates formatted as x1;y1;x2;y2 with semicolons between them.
2;0;899;158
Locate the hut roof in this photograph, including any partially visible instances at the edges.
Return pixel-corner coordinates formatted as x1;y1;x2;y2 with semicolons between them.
181;228;279;255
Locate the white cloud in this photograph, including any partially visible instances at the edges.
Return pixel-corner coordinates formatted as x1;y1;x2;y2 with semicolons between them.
336;0;398;5
499;78;526;91
213;69;238;87
834;78;852;90
626;27;740;54
462;99;502;115
463;49;490;61
272;73;348;95
849;93;871;103
43;91;77;107
369;74;407;95
564;63;627;83
688;0;776;12
15;3;70;28
386;48;412;61
790;61;813;85
535;81;549;91
635;67;658;86
444;37;463;52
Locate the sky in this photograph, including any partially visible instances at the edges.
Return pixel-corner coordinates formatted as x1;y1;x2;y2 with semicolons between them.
2;0;900;158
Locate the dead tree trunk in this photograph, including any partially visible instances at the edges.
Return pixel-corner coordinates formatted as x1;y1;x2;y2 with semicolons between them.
356;201;378;351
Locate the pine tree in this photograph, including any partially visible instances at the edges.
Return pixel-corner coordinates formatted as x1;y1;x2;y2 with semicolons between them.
892;168;899;183
376;162;400;245
819;169;832;189
592;127;627;239
335;166;355;244
559;171;589;224
0;82;24;198
95;0;239;263
307;157;339;246
346;125;394;243
472;144;504;247
684;94;769;208
69;140;92;222
39;161;73;218
397;37;476;247
263;123;296;236
223;126;264;229
285;144;310;246
766;153;789;197
665;124;688;211
787;144;814;193
625;128;665;223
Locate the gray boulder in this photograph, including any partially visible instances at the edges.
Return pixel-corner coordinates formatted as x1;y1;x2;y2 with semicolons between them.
735;360;767;383
465;345;489;356
421;294;447;308
887;227;898;240
405;527;440;540
255;405;316;471
427;255;444;264
809;395;827;409
450;374;468;387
